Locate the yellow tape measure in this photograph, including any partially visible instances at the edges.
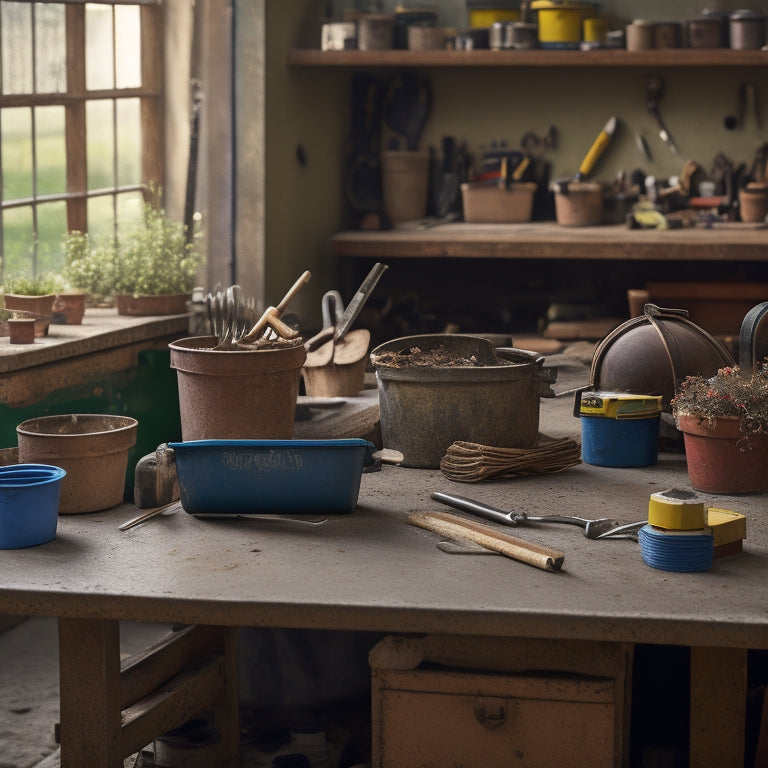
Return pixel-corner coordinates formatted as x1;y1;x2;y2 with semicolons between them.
648;489;706;531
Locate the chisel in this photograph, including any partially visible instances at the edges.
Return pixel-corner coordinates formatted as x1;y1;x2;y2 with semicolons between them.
575;116;617;181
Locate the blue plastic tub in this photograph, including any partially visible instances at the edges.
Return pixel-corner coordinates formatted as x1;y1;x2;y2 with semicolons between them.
0;464;66;549
168;439;379;515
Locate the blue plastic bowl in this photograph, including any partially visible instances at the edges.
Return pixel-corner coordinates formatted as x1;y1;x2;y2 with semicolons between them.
0;463;66;549
168;439;379;515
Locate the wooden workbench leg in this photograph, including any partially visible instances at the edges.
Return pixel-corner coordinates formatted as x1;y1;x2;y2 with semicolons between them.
690;646;747;768
58;617;123;768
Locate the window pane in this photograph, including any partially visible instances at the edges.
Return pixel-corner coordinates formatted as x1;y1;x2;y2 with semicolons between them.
35;2;66;94
35;200;67;274
115;5;141;89
87;195;115;246
116;190;142;238
1;205;34;278
35;106;66;196
116;98;141;186
85;3;114;91
1;2;33;95
87;99;115;189
1;107;33;199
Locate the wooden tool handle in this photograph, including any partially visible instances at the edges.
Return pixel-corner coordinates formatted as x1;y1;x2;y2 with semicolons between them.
276;270;311;315
408;510;565;572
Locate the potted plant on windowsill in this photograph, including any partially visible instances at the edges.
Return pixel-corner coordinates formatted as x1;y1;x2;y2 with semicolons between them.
62;188;201;317
672;360;768;493
111;189;201;316
1;273;66;337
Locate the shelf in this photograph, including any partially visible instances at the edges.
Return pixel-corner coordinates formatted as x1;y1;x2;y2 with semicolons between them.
288;47;768;68
331;222;768;262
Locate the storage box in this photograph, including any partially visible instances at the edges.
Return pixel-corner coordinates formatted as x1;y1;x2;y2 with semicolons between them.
169;439;378;515
370;634;632;768
461;181;537;223
627;282;768;337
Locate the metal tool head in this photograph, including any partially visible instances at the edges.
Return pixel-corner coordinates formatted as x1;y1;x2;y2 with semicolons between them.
583;518;621;539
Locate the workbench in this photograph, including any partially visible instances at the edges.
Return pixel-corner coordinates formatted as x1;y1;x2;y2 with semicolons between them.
0;363;766;766
0;309;190;491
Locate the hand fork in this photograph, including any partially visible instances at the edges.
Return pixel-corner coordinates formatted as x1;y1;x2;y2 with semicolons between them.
431;492;620;540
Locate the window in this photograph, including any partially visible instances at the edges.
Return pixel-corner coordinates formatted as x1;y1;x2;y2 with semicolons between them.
0;0;163;281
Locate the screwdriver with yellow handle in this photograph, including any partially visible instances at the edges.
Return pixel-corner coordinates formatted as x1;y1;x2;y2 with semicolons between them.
574;116;617;181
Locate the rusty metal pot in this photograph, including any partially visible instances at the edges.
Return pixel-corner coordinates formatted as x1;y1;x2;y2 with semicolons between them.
370;334;556;468
589;304;734;409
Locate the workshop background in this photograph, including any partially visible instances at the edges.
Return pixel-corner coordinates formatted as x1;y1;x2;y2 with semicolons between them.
239;1;768;342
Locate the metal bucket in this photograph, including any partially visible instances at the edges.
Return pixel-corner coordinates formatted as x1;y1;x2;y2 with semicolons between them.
370;334;555;468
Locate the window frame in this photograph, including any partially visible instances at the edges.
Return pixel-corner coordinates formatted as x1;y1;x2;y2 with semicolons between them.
0;0;164;270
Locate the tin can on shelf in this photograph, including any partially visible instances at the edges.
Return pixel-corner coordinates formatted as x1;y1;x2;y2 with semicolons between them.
625;19;654;50
653;21;682;49
686;16;723;48
729;9;766;50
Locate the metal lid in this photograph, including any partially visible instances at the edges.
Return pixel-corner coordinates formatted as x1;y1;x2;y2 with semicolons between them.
730;9;766;21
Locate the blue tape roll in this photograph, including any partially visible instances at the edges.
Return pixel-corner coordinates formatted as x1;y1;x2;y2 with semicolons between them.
638;525;714;572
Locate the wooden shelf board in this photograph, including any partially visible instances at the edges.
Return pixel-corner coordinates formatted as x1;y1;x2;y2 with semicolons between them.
331;222;768;261
288;47;768;68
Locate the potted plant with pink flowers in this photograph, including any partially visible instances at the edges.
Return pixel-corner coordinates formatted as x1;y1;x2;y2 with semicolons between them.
672;360;768;493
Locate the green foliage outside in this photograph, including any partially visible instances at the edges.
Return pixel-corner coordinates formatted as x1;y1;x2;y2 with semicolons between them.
1;271;66;296
62;189;201;302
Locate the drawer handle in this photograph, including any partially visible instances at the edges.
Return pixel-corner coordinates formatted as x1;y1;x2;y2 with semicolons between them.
473;700;507;729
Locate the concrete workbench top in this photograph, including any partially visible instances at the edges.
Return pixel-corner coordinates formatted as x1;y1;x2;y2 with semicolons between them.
0;309;190;373
0;364;765;651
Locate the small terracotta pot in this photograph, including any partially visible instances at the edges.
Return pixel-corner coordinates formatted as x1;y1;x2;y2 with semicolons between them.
678;413;768;493
553;182;604;226
115;293;189;316
16;414;138;513
52;293;87;325
8;319;36;344
3;294;55;337
738;185;768;224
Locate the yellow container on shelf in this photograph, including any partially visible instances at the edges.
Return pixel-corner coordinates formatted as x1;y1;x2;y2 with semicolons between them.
531;0;593;48
467;1;520;28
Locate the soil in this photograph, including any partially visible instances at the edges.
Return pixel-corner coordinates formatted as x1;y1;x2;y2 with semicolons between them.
370;344;508;368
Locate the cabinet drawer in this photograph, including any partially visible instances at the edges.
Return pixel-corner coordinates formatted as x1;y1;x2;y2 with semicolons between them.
375;668;616;768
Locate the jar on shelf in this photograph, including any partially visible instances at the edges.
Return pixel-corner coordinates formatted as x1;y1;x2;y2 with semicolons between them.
729;9;766;50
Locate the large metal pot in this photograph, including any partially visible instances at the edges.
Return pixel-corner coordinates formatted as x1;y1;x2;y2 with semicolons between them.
589;304;734;409
370;334;556;468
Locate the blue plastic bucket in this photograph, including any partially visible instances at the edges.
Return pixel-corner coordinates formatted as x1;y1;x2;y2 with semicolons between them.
0;464;66;549
577;392;662;468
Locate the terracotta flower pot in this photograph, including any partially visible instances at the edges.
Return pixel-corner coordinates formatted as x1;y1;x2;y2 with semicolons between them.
169;336;307;441
8;318;36;344
115;293;189;316
677;413;768;493
16;414;138;513
52;292;87;325
3;293;56;337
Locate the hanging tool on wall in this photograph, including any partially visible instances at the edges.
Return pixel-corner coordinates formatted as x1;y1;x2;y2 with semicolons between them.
645;75;679;156
574;116;617;181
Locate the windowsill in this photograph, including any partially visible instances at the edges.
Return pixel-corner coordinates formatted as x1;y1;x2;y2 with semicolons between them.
0;309;191;375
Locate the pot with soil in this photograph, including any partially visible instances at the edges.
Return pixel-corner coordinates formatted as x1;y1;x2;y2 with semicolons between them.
370;334;556;468
169;336;307;440
16;414;138;513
